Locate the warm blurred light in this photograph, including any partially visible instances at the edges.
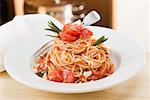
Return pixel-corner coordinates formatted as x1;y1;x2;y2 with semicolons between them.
64;4;73;23
54;0;61;5
13;0;25;15
38;6;47;14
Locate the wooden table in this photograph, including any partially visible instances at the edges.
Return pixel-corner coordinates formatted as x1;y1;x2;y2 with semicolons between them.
0;53;149;100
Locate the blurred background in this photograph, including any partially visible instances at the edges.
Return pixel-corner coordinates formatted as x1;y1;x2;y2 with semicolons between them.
0;0;149;52
0;0;113;27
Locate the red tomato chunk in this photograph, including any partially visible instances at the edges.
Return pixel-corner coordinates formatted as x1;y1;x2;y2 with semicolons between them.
48;69;75;83
59;23;93;42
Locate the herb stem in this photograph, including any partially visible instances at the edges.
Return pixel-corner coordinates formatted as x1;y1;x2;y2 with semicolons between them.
93;35;108;46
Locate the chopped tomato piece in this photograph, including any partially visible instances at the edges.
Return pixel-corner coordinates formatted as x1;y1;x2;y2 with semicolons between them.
67;25;82;36
59;23;93;42
107;67;114;74
48;69;63;82
66;29;80;37
63;69;75;83
80;28;93;38
87;70;103;81
59;32;77;42
92;70;101;76
63;24;81;37
63;23;72;31
87;75;99;81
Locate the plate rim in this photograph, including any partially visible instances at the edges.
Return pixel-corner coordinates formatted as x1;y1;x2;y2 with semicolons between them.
4;25;144;93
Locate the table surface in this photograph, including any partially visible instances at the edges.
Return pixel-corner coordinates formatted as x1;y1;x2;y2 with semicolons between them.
0;53;149;100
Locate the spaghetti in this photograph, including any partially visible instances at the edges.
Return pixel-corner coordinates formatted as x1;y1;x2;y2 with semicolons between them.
33;38;115;83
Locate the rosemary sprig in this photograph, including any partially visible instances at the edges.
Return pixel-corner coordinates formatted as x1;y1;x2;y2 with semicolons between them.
46;34;58;37
45;21;61;34
93;35;108;46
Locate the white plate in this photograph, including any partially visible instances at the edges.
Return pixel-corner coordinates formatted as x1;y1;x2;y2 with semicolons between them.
4;14;144;93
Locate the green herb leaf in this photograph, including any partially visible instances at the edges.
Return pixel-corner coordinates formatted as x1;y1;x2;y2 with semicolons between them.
46;21;61;34
46;34;58;37
93;35;108;46
36;72;44;77
45;28;59;33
